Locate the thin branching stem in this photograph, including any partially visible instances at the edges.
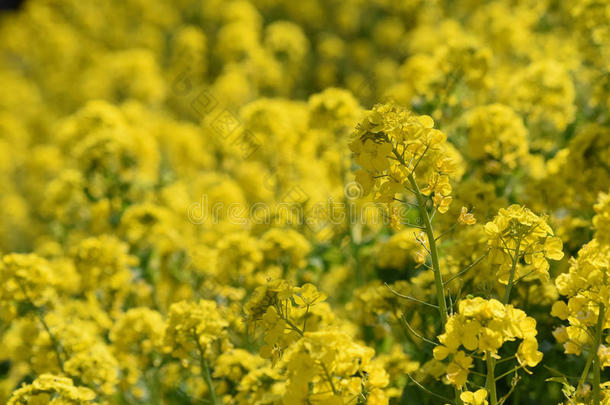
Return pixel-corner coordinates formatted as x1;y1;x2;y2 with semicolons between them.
407;374;453;402
503;239;521;304
495;366;521;381
16;279;65;373
407;171;448;326
385;283;438;308
443;251;489;287
498;377;520;405
193;330;219;405
321;362;338;396
435;224;457;242
399;313;438;346
512;269;536;285
408;145;430;176
392;145;459;404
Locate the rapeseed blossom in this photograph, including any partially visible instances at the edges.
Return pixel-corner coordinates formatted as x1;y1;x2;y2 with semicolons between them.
0;0;608;404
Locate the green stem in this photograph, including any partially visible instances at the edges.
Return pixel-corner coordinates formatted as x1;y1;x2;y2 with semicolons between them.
486;351;498;405
16;280;64;372
495;365;521;381
194;332;218;405
406;172;461;404
282;316;304;336
443;251;489;287
484;241;522;403
321;362;337;396
593;304;605;405
502;239;521;305
406;373;454;402
577;349;595;397
38;311;65;373
201;355;218;405
407;172;447;326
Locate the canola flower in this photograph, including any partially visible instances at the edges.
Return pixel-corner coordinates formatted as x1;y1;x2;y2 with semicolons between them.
8;374;95;405
0;0;608;404
551;193;610;404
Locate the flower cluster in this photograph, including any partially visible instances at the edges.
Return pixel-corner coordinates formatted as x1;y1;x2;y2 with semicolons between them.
164;300;229;362
434;297;542;388
0;0;608;404
8;374;95;405
552;192;610;360
485;205;564;284
465;104;528;171
350;103;456;215
244;280;390;404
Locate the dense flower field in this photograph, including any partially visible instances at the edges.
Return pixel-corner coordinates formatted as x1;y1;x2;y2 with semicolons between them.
0;0;609;404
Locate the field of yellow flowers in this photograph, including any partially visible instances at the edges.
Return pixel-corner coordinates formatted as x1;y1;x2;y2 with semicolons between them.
0;0;609;404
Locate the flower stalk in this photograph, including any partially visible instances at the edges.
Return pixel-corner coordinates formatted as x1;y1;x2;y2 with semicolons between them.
486;351;498;405
194;332;219;405
593;304;605;405
407;172;448;326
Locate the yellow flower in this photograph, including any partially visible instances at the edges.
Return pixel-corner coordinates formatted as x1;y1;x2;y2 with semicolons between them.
550;301;569;320
8;374;95;404
485;205;563;283
354;169;375;196
352;139;393;172
446;351;472;388
294;283;327;307
458;206;477;225
163;300;229;362
64;343;119;395
517;337;543;370
461;389;489;405
350;103;457;215
433;345;450;361
465;104;528;170
437;297;541;387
